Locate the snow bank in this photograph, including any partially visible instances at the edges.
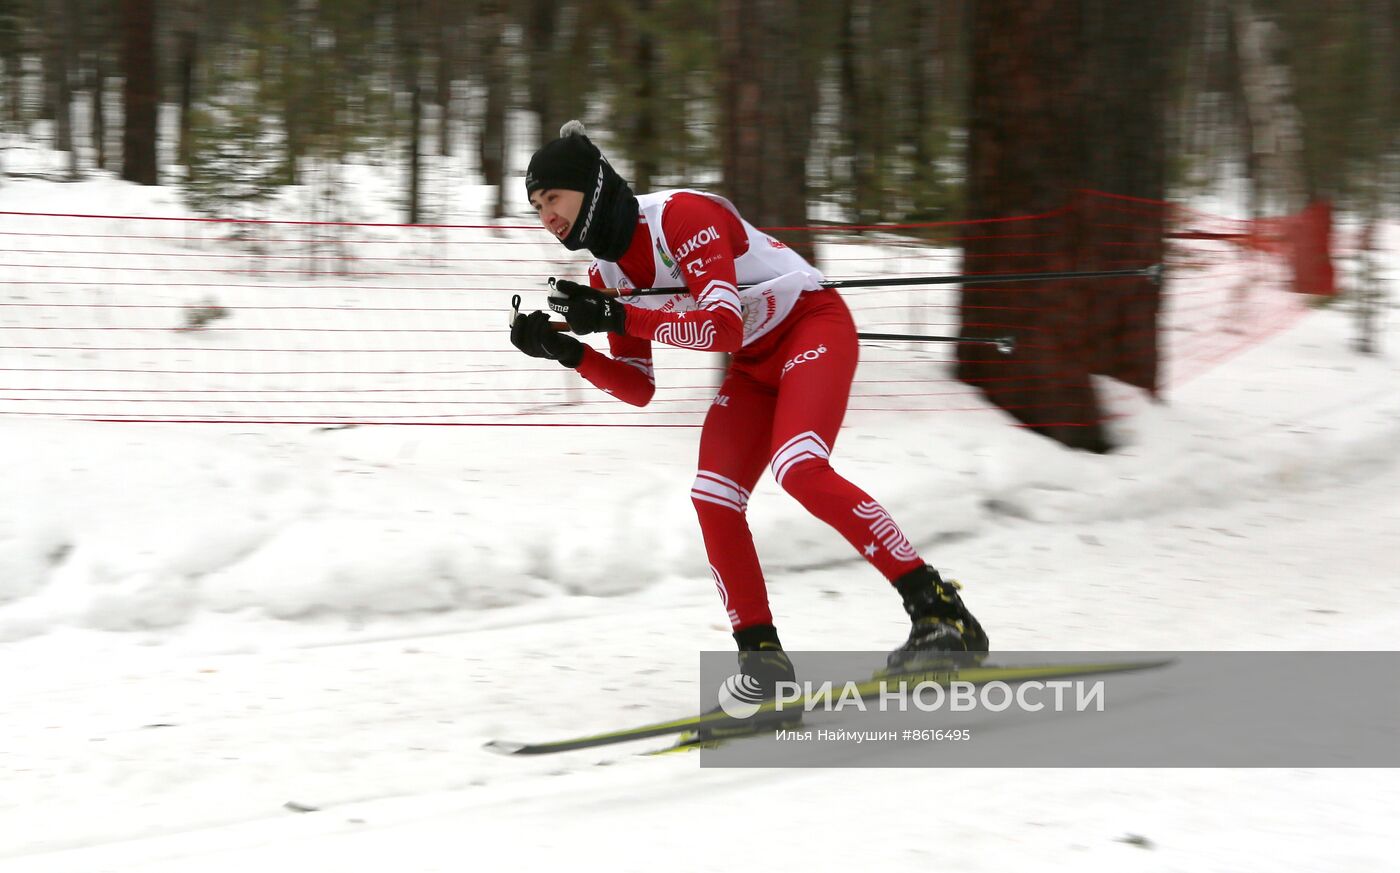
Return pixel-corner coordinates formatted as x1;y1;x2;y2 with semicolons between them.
1;299;1394;643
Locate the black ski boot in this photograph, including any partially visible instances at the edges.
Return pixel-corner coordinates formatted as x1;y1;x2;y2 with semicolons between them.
884;565;990;675
689;624;803;745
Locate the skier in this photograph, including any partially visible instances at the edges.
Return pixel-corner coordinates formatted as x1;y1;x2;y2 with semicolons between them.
509;121;988;697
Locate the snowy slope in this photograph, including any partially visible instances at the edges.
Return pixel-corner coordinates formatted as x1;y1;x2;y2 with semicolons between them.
1;166;1397;871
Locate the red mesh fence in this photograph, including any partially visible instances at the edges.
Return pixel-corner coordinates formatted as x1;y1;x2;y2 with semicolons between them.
0;193;1321;427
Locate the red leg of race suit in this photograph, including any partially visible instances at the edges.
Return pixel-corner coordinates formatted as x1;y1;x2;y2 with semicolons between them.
692;368;777;630
693;290;925;632
765;292;924;582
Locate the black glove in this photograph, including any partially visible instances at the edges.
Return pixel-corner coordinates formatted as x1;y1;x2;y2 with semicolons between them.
510;310;584;368
548;278;627;336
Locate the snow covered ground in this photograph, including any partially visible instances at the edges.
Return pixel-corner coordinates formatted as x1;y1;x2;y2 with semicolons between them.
2;163;1398;870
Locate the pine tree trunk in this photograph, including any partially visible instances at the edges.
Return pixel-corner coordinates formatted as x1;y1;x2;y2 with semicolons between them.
92;53;106;169
1353;0;1396;354
524;0;557;147
960;0;1105;451
838;0;877;224
718;0;815;264
281;1;311;187
630;0;657;193
47;5;74;157
87;0;109;173
120;0;158;185
434;0;456;157
908;1;931;214
399;0;423;224
2;18;20;126
477;2;508;218
407;56;422;223
960;0;1179;450
64;0;81;177
175;1;197;168
1076;0;1181;397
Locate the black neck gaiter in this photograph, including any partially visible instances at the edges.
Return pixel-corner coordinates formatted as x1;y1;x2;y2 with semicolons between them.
562;160;638;263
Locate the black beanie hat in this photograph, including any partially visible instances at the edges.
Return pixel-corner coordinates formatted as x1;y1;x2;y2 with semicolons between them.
524;120;599;197
525;121;638;262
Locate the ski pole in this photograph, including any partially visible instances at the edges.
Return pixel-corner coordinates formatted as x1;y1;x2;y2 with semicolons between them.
861;332;1016;354
513;266;1160;353
621;263;1162;296
516;291;1017;355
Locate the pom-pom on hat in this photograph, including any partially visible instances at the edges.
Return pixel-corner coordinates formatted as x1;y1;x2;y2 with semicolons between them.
525;120;601;198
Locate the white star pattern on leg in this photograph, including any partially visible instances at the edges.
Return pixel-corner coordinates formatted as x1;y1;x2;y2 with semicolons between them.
864;542;878;557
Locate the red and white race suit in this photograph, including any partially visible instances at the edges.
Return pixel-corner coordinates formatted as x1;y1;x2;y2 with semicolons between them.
575;190;924;630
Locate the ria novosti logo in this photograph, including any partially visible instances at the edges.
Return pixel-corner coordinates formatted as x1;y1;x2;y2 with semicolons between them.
716;673;768;719
715;675;1108;717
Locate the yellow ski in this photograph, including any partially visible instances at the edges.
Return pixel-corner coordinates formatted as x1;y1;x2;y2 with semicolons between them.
485;657;1173;757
